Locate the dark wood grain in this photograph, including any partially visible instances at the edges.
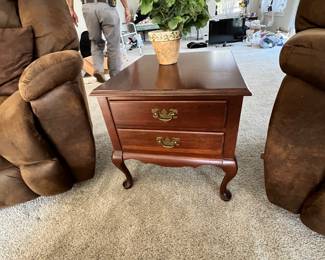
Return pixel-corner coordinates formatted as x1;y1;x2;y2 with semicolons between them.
92;51;251;201
110;100;227;131
90;51;252;98
123;152;224;167
97;97;121;151
118;129;224;157
97;97;133;188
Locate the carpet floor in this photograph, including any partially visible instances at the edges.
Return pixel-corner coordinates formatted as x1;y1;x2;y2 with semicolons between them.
0;46;324;260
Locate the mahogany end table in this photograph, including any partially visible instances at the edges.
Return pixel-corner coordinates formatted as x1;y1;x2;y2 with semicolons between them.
91;51;251;201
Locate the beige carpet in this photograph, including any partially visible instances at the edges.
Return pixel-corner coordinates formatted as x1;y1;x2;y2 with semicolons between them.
0;46;324;260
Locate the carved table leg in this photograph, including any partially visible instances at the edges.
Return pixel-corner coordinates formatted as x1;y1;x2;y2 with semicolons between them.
112;151;133;189
219;159;238;201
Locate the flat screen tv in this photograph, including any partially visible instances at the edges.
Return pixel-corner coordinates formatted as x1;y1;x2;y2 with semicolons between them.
208;18;246;44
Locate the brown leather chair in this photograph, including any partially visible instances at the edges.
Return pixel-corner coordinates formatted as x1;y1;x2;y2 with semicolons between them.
264;0;325;235
0;0;96;207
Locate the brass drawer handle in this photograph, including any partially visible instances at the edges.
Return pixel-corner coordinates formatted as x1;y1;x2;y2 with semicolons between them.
156;137;180;149
152;108;178;122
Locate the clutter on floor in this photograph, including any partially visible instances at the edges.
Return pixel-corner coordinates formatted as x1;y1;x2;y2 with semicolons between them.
187;42;208;49
121;23;143;56
245;19;288;48
83;56;109;77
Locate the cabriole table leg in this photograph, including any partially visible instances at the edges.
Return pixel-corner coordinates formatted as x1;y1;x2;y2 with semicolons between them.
219;159;238;201
112;151;133;189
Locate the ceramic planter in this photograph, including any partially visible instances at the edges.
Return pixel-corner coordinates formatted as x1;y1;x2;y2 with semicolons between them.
148;30;181;65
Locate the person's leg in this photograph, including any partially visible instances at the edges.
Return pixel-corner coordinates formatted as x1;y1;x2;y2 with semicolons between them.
82;4;105;82
97;3;121;77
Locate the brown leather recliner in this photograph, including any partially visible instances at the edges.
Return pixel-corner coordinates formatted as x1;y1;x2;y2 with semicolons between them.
0;0;96;208
264;0;325;235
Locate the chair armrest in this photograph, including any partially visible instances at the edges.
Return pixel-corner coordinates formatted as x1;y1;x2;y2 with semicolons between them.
280;28;325;90
0;91;73;195
19;50;83;102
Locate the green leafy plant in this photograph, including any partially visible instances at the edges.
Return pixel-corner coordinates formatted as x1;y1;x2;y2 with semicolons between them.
140;0;212;34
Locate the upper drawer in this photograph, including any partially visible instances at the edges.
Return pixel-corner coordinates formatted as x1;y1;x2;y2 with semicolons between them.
110;101;227;131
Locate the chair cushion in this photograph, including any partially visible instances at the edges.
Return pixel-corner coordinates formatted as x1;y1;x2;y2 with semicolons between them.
18;0;79;58
301;183;325;235
0;91;53;165
0;92;74;196
0;156;12;171
280;29;325;91
0;166;38;208
0;0;21;28
0;27;33;96
264;76;325;213
296;0;325;32
0;96;7;105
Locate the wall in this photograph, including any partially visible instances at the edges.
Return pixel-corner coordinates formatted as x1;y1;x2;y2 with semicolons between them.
74;0;87;37
232;0;300;33
248;0;260;15
270;0;300;32
73;0;300;39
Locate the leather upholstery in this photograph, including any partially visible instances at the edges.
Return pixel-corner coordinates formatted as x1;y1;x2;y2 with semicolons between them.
265;76;325;213
19;50;83;101
296;0;325;32
30;82;96;182
18;0;79;57
264;0;325;235
0;0;21;28
0;157;13;171
0;0;96;208
0;96;7;105
301;184;325;235
280;28;325;90
0;91;55;165
0;27;33;96
20;159;73;196
0;166;38;207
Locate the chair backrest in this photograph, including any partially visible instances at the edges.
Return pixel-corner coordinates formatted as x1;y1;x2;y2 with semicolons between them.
17;0;79;58
0;0;79;97
295;0;325;32
0;0;21;28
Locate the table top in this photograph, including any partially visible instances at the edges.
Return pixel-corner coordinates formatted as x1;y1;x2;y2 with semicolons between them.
91;51;252;98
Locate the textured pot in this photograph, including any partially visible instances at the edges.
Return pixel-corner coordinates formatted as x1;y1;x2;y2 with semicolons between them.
148;30;181;65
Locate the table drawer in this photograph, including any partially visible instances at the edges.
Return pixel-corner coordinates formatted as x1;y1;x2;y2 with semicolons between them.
118;129;224;158
110;101;227;131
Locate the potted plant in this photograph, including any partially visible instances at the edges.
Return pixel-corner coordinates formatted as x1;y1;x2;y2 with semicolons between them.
140;0;211;65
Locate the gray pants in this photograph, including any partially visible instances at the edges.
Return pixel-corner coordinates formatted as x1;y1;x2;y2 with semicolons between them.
82;3;121;77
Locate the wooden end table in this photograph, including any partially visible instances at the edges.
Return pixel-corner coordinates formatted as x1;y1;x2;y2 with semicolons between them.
91;51;251;201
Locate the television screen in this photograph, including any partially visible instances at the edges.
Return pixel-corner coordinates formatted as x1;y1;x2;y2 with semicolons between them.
208;18;246;44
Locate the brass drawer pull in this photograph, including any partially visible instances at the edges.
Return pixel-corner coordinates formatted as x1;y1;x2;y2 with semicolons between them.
152;108;178;122
156;137;180;149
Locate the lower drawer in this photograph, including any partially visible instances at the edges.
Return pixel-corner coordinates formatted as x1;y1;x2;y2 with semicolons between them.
118;129;224;158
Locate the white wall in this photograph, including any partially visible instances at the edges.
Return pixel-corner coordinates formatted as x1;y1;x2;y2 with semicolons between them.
270;0;300;32
74;0;87;37
249;0;300;32
248;0;260;15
